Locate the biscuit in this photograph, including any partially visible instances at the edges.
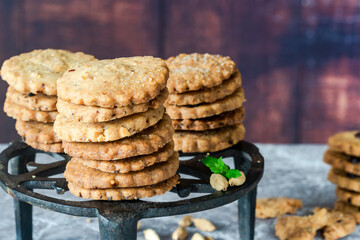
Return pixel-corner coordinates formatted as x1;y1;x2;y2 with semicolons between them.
4;98;57;123
336;187;360;207
165;88;245;120
63;115;174;160
15;120;60;144
72;141;174;173
174;124;245;153
256;197;303;219
275;207;356;240
57;57;168;108
313;207;356;240
172;107;244;131
275;212;323;240
67;174;179;200
6;87;57;111
54;107;164;142
334;201;360;224
166;71;241;106
328;131;360;157
57;88;168;122
328;168;360;192
64;152;179;189
25;140;63;153
166;53;237;93
0;49;95;95
324;149;360;176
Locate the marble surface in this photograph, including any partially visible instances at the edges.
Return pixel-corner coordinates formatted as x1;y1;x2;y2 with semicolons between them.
0;144;359;240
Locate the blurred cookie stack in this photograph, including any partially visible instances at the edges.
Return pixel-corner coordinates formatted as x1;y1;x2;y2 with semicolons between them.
324;131;360;223
54;57;179;200
165;53;246;153
0;49;94;152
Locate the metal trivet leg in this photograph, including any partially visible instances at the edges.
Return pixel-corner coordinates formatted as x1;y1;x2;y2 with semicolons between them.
238;187;257;240
97;210;140;240
10;154;35;240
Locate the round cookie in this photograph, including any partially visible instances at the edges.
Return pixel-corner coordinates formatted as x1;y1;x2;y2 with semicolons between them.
4;98;57;123
57;88;168;122
0;49;95;95
172;107;245;131
336;187;360;207
15;120;60;144
64;152;179;189
328;168;360;192
328;131;360;157
166;53;237;93
6;87;57;111
54;107;164;142
166;71;241;106
67;174;179;200
334;201;360;224
25;140;63;153
63;115;174;160
72;142;174;173
165;88;245;120
174;123;245;153
324;149;360;176
57;57;168;108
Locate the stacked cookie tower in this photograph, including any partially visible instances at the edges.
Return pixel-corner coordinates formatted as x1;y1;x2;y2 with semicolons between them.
0;49;94;152
165;53;246;153
324;131;360;223
54;57;179;200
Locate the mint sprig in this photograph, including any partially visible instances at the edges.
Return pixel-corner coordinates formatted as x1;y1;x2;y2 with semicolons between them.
201;156;241;179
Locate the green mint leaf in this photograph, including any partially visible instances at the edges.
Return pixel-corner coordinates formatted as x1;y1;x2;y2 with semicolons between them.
202;156;229;176
225;169;241;179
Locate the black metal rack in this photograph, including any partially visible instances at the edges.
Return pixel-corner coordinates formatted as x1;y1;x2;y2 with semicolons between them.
0;140;263;240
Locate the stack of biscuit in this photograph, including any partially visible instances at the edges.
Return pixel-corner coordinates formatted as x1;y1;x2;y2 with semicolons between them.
324;131;360;223
54;57;179;200
165;53;246;153
0;49;94;152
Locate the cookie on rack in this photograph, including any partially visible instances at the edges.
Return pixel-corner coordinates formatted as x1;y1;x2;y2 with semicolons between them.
1;49;95;95
57;57;168;108
166;53;237;93
67;174;179;201
165;53;246;153
173;124;245;153
54;56;178;201
62;115;174;160
1;49;95;153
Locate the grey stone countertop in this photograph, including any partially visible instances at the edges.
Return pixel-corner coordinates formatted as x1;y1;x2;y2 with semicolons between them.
0;144;359;240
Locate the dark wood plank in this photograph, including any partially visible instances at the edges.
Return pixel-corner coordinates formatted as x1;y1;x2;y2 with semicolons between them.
22;0;161;58
0;1;22;142
299;0;360;142
163;0;301;143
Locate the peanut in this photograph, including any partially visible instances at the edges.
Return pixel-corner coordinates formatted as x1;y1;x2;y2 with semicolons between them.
229;171;246;186
143;228;160;240
193;218;216;232
178;215;193;227
210;174;228;191
172;227;187;240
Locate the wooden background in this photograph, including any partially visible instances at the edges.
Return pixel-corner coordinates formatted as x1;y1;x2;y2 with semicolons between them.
0;0;359;143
